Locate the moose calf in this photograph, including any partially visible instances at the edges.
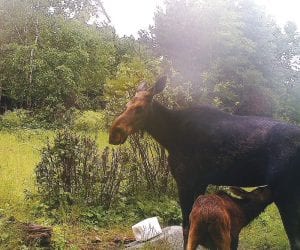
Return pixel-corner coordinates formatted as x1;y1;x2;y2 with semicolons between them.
187;187;272;250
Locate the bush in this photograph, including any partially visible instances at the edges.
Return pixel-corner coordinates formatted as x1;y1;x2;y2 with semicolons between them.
32;105;78;129
73;110;106;133
128;134;176;197
35;130;129;209
135;198;182;225
0;109;30;128
0;108;74;129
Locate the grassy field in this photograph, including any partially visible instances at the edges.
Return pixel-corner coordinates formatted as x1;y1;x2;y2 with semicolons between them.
0;129;290;249
0;129;51;219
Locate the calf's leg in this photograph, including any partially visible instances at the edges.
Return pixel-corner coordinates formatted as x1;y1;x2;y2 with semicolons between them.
186;222;199;250
210;230;231;250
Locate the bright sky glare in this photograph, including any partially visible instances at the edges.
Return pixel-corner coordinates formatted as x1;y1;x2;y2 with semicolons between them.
102;0;300;37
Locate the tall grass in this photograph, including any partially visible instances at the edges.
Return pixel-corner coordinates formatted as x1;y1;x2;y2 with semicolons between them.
0;130;49;219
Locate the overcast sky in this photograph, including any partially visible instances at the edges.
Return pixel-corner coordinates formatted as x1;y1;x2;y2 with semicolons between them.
102;0;300;37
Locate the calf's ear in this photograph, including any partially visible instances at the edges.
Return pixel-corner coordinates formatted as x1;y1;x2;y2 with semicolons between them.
150;76;167;96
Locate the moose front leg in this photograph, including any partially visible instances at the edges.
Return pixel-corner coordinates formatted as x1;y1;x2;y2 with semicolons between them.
178;185;207;249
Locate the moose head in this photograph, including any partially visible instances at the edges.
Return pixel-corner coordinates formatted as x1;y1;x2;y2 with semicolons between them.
109;76;167;145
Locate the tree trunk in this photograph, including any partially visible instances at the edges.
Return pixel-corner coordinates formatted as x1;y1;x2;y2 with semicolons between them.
28;0;40;109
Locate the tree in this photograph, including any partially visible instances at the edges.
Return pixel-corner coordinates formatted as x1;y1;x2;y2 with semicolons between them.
0;0;117;116
149;0;300;118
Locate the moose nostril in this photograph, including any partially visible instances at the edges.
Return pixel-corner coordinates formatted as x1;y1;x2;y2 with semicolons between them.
109;126;128;145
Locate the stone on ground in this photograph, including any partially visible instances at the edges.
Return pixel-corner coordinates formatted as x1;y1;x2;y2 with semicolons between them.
126;226;183;249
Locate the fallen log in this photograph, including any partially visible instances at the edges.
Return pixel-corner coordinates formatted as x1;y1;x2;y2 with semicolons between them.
24;223;52;247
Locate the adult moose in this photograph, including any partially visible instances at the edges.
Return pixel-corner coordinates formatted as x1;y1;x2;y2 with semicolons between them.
109;76;300;249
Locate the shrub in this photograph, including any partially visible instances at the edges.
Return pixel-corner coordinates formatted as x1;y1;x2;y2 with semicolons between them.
35;130;129;209
0;109;30;128
32;105;78;129
73;110;105;133
128;134;176;197
135;198;182;225
0;108;75;129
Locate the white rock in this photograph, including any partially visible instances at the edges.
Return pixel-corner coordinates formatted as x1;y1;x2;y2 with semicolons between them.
132;217;162;242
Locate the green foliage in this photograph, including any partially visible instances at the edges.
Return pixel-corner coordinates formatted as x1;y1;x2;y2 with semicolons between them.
0;109;54;129
0;0;169;128
0;0;117;117
44;0;107;22
0;109;29;128
34;20;116;110
32;105;78;129
78;197;181;227
212;82;241;113
135;198;182;226
73;110;106;133
35;130;128;209
0;217;25;249
127;134;176;197
51;226;68;250
150;0;300;118
105;55;162;116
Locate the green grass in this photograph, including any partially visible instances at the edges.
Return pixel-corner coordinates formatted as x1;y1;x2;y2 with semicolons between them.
0;129;51;219
240;204;289;249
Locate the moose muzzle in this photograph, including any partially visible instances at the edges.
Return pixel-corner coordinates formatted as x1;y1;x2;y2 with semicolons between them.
109;126;128;145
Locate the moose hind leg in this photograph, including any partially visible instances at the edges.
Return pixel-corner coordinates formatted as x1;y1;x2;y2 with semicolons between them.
275;191;300;250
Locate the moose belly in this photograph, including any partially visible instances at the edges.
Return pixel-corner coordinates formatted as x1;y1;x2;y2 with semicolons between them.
206;164;267;186
189;149;269;187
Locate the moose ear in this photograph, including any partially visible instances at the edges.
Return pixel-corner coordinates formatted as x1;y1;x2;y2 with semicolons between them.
150;76;167;96
229;187;249;198
137;81;149;92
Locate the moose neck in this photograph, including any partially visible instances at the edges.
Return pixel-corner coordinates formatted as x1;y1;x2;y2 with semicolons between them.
144;101;176;151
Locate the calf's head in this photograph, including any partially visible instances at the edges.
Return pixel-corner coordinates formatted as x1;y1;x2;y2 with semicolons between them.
230;186;272;203
109;76;167;145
